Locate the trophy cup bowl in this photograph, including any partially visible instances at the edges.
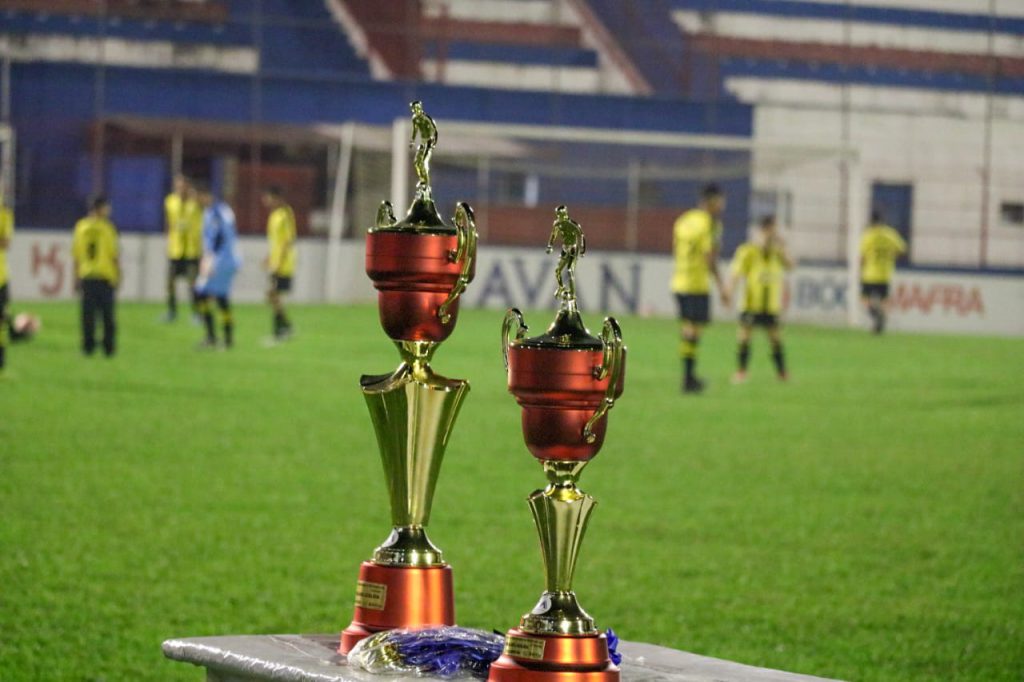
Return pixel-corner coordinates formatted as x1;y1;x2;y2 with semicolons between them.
490;208;625;682
366;227;476;343
507;340;626;462
339;103;478;654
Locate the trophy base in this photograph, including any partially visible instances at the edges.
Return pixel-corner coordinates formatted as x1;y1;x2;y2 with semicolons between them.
337;562;455;654
487;630;619;682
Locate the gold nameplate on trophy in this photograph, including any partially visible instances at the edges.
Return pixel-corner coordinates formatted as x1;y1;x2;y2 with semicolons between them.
353;581;388;610
504;635;547;661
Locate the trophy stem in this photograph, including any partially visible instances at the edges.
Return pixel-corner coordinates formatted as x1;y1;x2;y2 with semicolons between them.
360;353;470;568
520;460;598;636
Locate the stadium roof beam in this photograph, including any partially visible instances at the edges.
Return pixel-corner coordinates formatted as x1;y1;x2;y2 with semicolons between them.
431;119;855;160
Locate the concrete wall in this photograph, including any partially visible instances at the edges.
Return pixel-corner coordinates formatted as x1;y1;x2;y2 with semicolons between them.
731;79;1024;269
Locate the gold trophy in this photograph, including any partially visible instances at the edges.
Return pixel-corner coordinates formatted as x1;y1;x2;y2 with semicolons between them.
339;102;478;654
490;207;626;682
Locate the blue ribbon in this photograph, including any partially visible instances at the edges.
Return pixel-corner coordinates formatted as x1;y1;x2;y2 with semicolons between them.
354;625;623;677
605;628;623;665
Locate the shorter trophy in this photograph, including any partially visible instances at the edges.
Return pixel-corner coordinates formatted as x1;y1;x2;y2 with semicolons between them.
339;102;478;654
489;207;626;682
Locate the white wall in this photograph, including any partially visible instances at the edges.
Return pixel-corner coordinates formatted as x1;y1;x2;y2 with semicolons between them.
731;79;1024;269
7;231;1023;336
420;60;603;94
415;0;635;94
4;231;372;305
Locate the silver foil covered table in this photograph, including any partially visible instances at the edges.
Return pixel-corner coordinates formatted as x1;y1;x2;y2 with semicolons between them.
162;634;843;682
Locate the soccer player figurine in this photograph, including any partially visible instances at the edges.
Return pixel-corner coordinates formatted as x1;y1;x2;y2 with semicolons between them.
410;100;438;201
261;186;296;342
671;183;730;394
193;183;241;349
163;174;203;323
0;190;13;373
859;209;907;335
546;205;586;301
727;215;793;383
72;195;119;357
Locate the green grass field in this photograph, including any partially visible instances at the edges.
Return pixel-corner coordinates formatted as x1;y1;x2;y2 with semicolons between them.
0;302;1021;681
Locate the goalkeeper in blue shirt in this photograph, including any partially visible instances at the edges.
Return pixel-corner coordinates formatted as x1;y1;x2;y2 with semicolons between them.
193;182;242;349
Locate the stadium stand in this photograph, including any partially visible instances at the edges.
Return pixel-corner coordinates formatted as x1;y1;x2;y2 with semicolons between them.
1;0;371;78
1;0;229;23
334;0;636;93
583;0;1024;97
4;0;1021;267
3;0;750;239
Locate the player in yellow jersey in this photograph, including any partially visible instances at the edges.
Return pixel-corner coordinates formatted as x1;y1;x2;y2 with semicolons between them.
72;196;119;357
671;184;730;394
0;191;13;373
859;210;907;334
163;173;203;322
727;215;793;384
261;186;296;341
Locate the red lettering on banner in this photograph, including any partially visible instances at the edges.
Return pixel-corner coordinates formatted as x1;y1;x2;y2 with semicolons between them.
31;243;65;297
966;288;984;315
893;283;984;317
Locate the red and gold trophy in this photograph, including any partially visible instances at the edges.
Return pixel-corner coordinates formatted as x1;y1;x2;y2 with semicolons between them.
339;101;478;654
490;207;626;682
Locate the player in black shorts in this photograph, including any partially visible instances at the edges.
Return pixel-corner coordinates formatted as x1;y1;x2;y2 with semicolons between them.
163;174;203;322
727;216;793;383
270;274;292;295
670;185;729;393
262;187;297;341
858;211;907;334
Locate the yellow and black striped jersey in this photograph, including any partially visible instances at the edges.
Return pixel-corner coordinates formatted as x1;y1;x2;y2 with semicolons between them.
671;208;721;294
0;203;12;287
860;224;906;284
165;193;203;259
730;242;790;315
266;204;297;276
73;216;119;283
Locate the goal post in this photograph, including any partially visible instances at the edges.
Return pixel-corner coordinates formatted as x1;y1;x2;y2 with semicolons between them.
0;123;14;206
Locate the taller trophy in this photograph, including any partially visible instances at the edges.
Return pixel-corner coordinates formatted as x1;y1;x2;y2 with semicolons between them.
490;207;626;682
339;101;478;654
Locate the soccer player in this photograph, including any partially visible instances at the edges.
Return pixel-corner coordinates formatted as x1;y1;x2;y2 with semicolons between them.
671;183;730;394
859;209;907;334
261;186;296;341
194;183;241;349
727;215;793;383
164;173;203;322
72;195;119;357
0;191;12;373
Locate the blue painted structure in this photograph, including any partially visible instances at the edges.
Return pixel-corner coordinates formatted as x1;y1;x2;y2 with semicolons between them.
9;57;752;232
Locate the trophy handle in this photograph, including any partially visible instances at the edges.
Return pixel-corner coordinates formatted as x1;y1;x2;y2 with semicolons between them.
583;317;624;444
438;202;477;324
501;308;528;371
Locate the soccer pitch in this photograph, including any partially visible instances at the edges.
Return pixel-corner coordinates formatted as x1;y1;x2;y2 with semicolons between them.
0;302;1021;681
